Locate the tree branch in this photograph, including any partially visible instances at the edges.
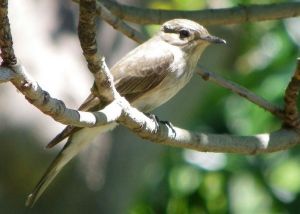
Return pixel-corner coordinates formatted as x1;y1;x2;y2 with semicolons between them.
120;108;300;154
2;65;300;155
0;0;17;66
0;65;122;127
283;58;300;129
1;0;300;156
78;0;119;103
0;66;14;83
72;0;147;43
101;0;300;25
96;1;146;43
196;66;285;120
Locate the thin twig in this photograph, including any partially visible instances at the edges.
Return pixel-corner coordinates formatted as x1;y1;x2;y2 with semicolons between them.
283;58;300;129
101;0;300;25
196;66;285;120
96;2;146;43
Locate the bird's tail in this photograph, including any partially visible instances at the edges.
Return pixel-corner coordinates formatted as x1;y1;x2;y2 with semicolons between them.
25;123;116;207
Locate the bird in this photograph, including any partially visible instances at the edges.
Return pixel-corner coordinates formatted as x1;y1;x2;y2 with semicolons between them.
26;19;226;207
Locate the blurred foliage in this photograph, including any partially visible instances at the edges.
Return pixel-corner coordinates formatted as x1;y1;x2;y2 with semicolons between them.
1;0;300;213
127;0;300;214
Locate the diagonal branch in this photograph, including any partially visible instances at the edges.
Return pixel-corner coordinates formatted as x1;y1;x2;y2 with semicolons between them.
196;66;285;120
101;0;300;25
0;65;121;127
96;1;146;43
0;66;14;82
73;0;146;43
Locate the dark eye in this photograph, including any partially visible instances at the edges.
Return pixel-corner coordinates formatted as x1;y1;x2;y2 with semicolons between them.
179;29;190;39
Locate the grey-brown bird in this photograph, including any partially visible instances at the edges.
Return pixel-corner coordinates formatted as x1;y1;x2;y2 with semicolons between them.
26;19;225;207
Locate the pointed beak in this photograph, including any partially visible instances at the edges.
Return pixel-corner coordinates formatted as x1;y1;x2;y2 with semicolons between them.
201;35;226;44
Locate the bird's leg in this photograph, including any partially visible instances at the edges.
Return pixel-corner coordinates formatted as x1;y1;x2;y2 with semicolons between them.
146;113;160;128
146;113;176;137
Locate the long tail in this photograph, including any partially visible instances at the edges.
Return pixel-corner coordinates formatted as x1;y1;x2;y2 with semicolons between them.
25;123;116;207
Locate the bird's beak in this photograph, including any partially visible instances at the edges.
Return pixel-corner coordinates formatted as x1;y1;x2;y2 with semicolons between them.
201;35;226;44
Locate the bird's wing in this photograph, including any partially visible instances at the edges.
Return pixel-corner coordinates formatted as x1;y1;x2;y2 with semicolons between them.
78;39;175;108
46;38;174;148
112;41;174;102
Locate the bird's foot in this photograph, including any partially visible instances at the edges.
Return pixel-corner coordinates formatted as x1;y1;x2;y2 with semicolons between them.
146;113;176;137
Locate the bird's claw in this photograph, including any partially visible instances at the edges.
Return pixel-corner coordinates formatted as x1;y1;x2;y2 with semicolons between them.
163;121;176;138
147;113;160;127
146;113;176;137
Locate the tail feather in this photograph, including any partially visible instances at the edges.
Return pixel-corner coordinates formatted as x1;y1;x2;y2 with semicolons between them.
26;123;116;207
46;94;102;149
26;151;67;207
46;126;81;149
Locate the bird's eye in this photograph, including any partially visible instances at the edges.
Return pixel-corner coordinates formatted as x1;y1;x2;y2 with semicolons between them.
179;29;190;39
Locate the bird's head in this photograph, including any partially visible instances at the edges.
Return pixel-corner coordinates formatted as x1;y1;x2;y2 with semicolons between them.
159;19;226;53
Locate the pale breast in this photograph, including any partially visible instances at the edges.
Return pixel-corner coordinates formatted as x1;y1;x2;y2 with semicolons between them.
131;50;195;112
130;40;204;112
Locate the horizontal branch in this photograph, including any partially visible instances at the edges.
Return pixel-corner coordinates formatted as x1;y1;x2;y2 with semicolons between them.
1;0;300;155
101;0;300;25
116;96;300;154
3;64;299;155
